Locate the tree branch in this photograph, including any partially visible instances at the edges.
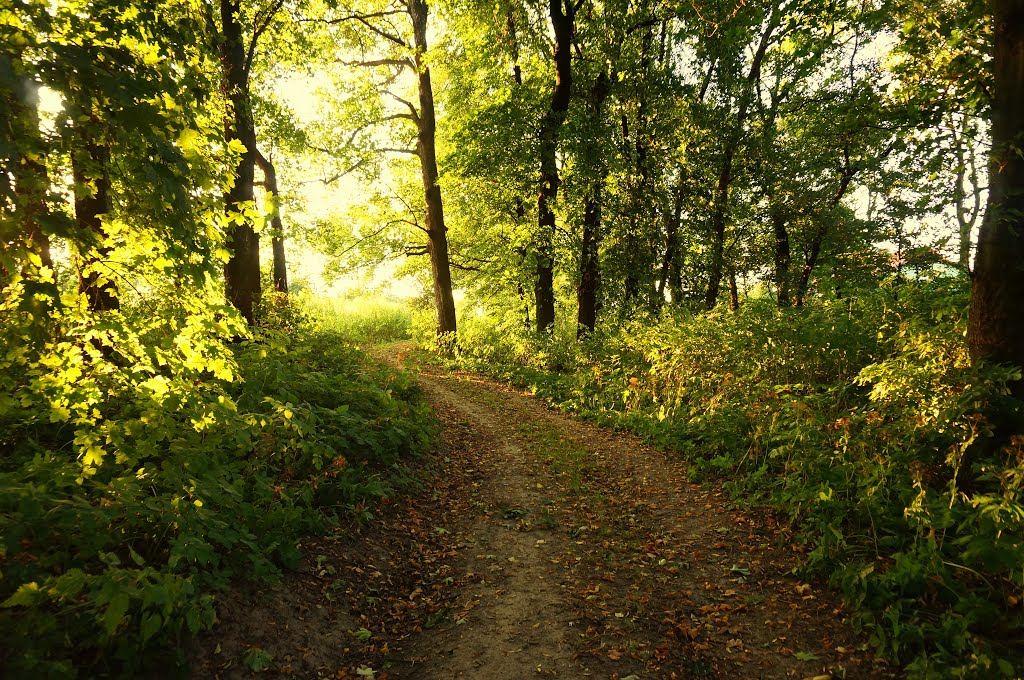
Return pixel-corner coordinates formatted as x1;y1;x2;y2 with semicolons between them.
339;57;414;69
386;92;420;121
298;159;367;185
244;0;285;79
378;146;419;156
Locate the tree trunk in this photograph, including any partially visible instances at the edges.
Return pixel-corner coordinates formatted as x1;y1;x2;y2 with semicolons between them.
577;70;610;337
254;148;289;294
795;228;822;307
950;114;982;273
795;154;855;307
968;0;1024;393
11;70;53;276
657;173;684;307
508;13;532;331
772;205;791;306
728;268;739;310
705;7;778;310
409;0;457;337
71;116;118;312
535;0;574;332
578;185;601;337
221;0;261;325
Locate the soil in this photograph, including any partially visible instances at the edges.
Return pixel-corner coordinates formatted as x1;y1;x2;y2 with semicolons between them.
188;346;895;679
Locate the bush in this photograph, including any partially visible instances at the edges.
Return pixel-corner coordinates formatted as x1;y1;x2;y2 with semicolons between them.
445;280;1024;678
0;291;434;678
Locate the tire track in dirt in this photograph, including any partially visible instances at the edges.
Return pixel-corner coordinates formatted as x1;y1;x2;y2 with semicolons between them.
390;375;590;678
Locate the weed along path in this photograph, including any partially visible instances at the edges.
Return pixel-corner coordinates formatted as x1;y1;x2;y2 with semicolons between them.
190;350;892;679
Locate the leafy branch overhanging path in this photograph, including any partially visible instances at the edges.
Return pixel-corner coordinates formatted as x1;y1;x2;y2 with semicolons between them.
191;349;891;679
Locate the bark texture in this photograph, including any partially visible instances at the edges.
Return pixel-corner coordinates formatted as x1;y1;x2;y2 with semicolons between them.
535;0;574;332
968;0;1024;391
72;116;117;312
221;0;261;325
254;148;289;294
409;0;457;336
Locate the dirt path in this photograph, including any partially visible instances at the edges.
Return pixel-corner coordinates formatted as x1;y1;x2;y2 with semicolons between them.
190;351;893;679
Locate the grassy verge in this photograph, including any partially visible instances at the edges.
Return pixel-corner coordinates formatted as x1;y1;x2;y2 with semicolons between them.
300;293;413;344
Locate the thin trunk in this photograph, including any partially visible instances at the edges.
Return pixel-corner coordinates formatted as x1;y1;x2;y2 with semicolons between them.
656;174;684;305
221;0;261;324
950;115;982;272
12;71;53;276
410;0;457;336
578;184;601;337
72;116;118;312
728;268;739;310
577;70;610;337
772;206;791;306
254;147;288;294
968;0;1024;395
535;0;574;332
507;12;523;88
795;151;855;306
705;6;778;310
508;12;530;330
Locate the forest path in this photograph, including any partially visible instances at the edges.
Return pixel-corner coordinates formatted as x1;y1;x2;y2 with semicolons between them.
189;345;891;680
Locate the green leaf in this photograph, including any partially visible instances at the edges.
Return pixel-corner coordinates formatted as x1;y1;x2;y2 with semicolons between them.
793;651;819;662
102;594;131;636
140;612;163;642
242;647;273;672
2;582;44;607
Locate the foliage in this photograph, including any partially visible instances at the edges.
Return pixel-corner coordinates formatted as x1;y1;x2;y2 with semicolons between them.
0;303;434;678
444;279;1024;678
303;293;414;344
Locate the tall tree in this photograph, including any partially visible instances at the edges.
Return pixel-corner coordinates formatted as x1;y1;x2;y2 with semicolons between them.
409;0;457;336
318;0;458;336
534;0;574;332
219;0;274;325
254;146;289;294
967;0;1024;389
70;112;118;311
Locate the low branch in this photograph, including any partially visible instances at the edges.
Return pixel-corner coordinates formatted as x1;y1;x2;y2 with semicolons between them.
331;221;396;258
245;0;285;78
387;92;420;121
298;159;367;186
450;262;484;272
353;15;407;47
339;57;413;69
378;146;418;156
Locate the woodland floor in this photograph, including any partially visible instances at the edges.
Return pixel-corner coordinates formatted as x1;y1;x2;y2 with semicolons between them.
189;344;895;680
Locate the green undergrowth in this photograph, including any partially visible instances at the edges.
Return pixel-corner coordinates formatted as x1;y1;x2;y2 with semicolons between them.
301;293;413;344
435;280;1024;679
0;296;434;678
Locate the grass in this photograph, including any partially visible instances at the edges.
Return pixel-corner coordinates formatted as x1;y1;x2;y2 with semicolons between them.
301;294;414;344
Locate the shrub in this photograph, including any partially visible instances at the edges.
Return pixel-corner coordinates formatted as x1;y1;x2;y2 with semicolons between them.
445;280;1024;678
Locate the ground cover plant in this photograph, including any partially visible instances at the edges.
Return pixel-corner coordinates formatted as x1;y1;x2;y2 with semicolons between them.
438;279;1024;678
0;296;434;678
